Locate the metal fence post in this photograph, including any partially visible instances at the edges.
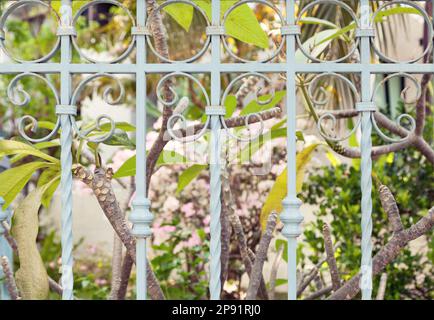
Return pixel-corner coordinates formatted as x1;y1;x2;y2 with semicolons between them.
282;0;303;300
209;0;223;300
58;0;74;300
129;0;153;300
359;0;374;300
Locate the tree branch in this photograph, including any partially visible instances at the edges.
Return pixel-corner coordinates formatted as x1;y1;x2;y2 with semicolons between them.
221;170;268;299
378;184;403;233
329;207;434;300
246;212;277;300
73;166;165;300
1;256;20;300
376;273;388;300
322;223;341;291
268;242;284;300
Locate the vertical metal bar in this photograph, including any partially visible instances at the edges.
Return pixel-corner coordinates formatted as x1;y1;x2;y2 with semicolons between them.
130;0;152;300
282;0;303;300
360;0;373;300
209;0;222;300
59;0;74;300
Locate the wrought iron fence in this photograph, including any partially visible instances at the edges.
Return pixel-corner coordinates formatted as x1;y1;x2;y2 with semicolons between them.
0;0;432;300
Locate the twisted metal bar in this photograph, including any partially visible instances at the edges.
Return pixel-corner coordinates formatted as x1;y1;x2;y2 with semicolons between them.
59;109;74;300
209;114;222;300
360;111;373;300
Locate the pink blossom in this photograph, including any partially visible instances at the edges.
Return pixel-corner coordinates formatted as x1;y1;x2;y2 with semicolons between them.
186;232;201;247
181;202;195;217
204;226;210;234
174;232;202;252
146;131;159;149
152;225;176;245
163;196;180;212
202;215;210;226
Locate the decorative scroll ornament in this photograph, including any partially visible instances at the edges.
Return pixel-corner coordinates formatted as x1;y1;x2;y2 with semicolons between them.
166;72;272;143
8;73;121;144
310;73;418;144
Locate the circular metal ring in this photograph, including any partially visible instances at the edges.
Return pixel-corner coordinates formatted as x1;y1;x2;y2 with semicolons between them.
0;0;61;63
371;0;433;64
71;0;136;64
296;0;360;63
146;0;211;63
221;0;285;63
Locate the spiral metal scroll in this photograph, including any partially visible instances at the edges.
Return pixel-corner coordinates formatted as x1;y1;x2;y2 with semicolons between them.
8;73;61;143
164;72;211;143
220;72;274;142
308;73;361;142
70;73;121;143
221;0;286;63
295;0;360;63
370;73;419;142
7;72;120;144
0;0;61;63
310;72;418;144
371;1;433;64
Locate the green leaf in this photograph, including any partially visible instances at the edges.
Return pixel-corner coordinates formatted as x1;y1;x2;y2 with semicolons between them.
37;168;61;208
12;186;50;299
156;150;189;167
113;151;188;178
160;1;194;32
275;278;288;287
275;239;288;262
238;127;303;163
101;130;135;149
10;140;60;164
0;140;59;164
260;143;322;230
177;164;208;194
99;122;136;132
194;0;269;49
0;161;55;208
240;90;286;116
296;29;337;63
224;95;237;119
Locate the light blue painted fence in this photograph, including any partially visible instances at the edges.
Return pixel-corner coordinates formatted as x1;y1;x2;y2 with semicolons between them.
0;0;432;300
